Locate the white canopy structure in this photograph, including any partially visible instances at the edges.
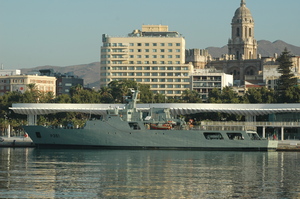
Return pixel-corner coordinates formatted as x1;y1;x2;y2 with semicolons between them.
10;103;300;140
10;103;300;116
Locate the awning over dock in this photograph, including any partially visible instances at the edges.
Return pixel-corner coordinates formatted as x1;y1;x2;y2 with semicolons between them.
10;103;300;116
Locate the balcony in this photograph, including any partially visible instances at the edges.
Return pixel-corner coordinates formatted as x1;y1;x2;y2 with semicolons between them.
111;56;128;60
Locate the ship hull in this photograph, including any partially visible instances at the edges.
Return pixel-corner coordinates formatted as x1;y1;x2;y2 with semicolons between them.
23;119;278;151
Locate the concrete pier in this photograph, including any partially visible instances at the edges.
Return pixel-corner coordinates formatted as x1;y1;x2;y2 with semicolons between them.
0;136;35;147
277;140;300;151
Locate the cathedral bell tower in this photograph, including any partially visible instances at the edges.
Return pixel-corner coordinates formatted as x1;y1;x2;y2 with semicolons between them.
228;0;257;60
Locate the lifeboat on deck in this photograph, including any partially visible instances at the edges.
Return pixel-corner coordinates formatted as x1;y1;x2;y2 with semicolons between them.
150;123;172;130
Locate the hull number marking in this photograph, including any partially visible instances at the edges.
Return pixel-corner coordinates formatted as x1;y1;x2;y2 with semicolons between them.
50;134;60;138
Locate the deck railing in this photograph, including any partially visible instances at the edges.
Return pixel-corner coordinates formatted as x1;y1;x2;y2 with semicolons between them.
199;121;300;131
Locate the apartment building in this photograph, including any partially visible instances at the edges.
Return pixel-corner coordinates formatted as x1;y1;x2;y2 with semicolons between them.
100;25;194;97
39;69;84;95
0;74;56;96
191;69;233;101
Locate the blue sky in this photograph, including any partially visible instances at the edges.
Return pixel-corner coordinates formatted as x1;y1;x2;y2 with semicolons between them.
1;0;300;69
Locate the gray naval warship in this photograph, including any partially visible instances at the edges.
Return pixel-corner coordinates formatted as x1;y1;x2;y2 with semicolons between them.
23;90;278;151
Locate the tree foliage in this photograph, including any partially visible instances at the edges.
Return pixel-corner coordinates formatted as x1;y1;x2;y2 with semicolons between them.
243;87;276;103
276;48;298;102
181;90;202;103
207;87;241;103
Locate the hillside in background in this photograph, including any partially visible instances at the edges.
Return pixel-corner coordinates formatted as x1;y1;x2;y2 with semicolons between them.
21;40;300;90
21;62;100;89
206;40;300;58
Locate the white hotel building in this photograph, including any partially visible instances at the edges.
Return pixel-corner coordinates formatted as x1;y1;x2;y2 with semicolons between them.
100;25;193;97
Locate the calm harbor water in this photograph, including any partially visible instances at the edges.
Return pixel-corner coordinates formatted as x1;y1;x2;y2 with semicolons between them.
0;148;300;199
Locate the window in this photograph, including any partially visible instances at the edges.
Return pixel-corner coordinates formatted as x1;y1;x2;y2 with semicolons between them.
136;66;142;70
247;133;261;140
160;49;165;52
160;43;165;46
145;43;149;46
130;43;134;46
129;61;134;64
138;49;142;52
168;49;173;52
204;132;224;140
176;43;180;46
137;61;142;64
167;84;173;88
160;61;165;64
160;55;165;58
227;132;244;140
152;55;157;58
137;55;142;58
152;61;157;64
145;49;149;52
65;83;72;86
128;122;141;130
137;43;142;46
130;55;134;58
176;49;180;52
152;67;158;70
130;49;134;52
153;49;157;52
176;55;180;58
168;43;172;46
145;55;149;58
168;61;172;64
153;43;157;46
159;67;165;70
168;55;172;58
35;132;42;138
